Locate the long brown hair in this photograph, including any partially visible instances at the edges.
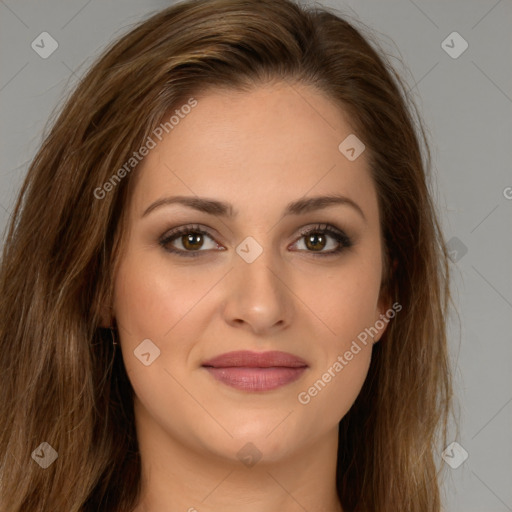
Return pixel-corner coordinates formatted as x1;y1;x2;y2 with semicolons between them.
0;0;453;510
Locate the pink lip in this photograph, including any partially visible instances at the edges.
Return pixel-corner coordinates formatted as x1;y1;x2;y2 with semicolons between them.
202;350;308;391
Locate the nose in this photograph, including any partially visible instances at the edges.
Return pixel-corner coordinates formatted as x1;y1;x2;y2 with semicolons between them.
222;247;294;336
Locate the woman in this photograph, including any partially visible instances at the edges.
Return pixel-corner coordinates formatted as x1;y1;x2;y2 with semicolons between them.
0;0;453;510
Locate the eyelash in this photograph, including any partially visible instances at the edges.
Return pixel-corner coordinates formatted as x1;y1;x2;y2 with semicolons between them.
159;223;353;258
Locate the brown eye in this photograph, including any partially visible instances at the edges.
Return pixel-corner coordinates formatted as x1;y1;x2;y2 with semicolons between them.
304;232;327;251
291;224;353;256
181;232;204;250
159;225;223;257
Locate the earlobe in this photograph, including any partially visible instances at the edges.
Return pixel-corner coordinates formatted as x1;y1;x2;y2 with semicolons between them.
373;292;393;344
372;313;388;344
95;295;114;329
373;257;398;343
99;309;113;329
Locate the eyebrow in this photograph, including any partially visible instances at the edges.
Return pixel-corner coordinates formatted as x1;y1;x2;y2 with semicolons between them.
141;194;366;222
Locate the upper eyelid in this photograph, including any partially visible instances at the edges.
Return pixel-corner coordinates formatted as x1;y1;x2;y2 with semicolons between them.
160;223;350;248
160;224;218;243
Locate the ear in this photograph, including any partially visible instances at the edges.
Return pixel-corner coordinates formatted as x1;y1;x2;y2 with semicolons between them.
98;306;114;329
372;293;392;343
372;258;398;343
94;291;114;329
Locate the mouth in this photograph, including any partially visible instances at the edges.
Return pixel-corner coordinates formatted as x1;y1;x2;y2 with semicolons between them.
201;350;308;392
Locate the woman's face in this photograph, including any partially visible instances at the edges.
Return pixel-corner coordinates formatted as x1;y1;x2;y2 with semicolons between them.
112;82;390;464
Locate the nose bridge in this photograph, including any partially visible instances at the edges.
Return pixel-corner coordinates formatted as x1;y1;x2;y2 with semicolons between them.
223;236;293;333
237;247;279;296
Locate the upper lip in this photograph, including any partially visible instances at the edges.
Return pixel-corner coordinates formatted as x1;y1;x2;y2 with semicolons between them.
202;350;308;368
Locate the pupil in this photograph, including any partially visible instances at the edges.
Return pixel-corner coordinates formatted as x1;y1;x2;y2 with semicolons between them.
307;233;325;251
183;233;203;250
179;232;329;252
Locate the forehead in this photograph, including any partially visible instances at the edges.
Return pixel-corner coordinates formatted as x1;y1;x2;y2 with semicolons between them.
128;82;378;222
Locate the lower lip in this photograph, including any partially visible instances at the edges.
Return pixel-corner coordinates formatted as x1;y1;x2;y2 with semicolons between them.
203;366;307;391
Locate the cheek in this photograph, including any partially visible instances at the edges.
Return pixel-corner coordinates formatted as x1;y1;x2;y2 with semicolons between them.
112;252;225;398
112;255;213;427
301;256;383;346
113;253;215;341
296;262;379;416
297;343;372;430
292;255;381;417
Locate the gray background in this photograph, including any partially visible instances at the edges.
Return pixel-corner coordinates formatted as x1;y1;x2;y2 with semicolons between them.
1;0;511;510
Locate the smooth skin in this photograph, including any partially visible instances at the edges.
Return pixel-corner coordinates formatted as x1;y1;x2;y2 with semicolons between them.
108;81;391;512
